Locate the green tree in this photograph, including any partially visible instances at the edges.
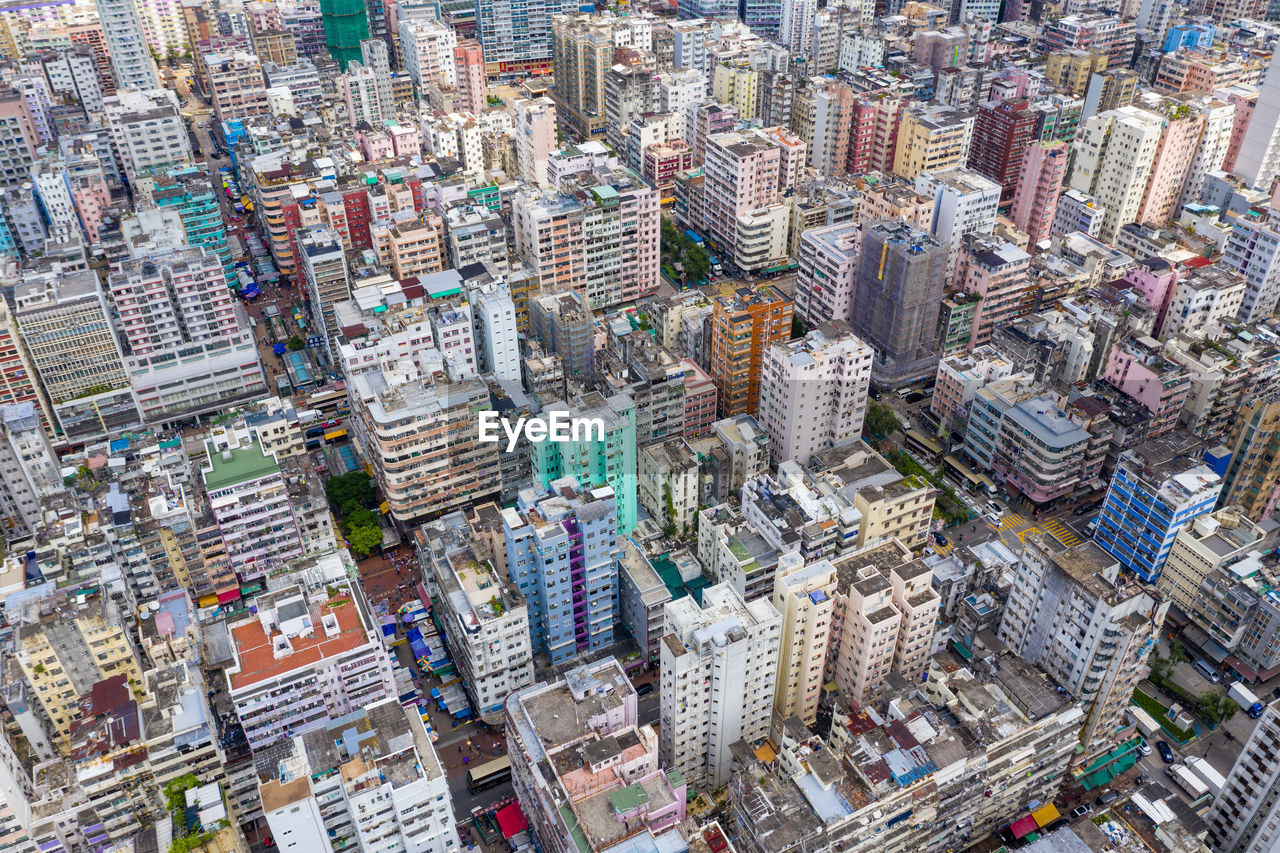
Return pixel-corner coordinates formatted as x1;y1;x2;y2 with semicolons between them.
1198;689;1237;727
865;401;901;439
347;523;384;557
325;471;378;516
685;244;711;283
345;507;378;532
287;335;305;351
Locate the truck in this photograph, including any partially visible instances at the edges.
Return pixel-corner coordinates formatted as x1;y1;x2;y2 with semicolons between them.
1128;706;1162;739
1167;764;1210;802
1229;682;1265;718
1183;756;1227;798
684;229;705;247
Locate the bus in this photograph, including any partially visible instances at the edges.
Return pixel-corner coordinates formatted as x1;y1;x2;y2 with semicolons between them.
943;455;990;495
903;429;943;458
323;428;348;443
467;756;511;794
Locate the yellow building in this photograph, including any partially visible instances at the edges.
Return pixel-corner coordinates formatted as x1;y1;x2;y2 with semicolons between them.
712;62;759;121
893;102;975;181
1220;394;1280;523
15;588;142;752
1044;50;1108;96
771;553;837;725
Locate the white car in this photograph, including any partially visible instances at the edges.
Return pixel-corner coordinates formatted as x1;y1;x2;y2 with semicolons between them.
985;511;1002;526
984;501;1004;518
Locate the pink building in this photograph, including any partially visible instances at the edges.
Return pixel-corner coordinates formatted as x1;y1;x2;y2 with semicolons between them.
1009;141;1068;249
1136;106;1202;226
454;41;486;115
514;96;557;188
359;130;393;161
1102;335;1192;437
681;358;717;438
388;122;421;159
66;155;112;243
954;236;1031;350
1221;85;1257;173
1122;258;1178;332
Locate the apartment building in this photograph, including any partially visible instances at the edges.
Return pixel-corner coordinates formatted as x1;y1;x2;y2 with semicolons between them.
953;236;1031;350
851;221;945;388
1009;141;1070;249
967;99;1037;205
1222;208;1280;323
503;478;622;666
915;167;1001;276
200;429;304;583
225;583;396;750
443;204;509;270
372;212;447;279
1158;507;1264;620
999;534;1167;752
432;544;533;720
506;659;687;853
660;583;782;791
0;92;38;187
257;699;455;853
109;247;266;422
826;539;940;706
1094;435;1222;582
514;97;558;188
103;89;192;183
701;130;788;273
297;227;350;360
892;102;974;181
709;284;792;417
205;50;269;124
12;588;142;753
1219;392;1280;524
638;439;701;535
513;157;660;309
758;321;873;466
1067;106;1165;243
14;269;140;443
98;0;160;89
793;221;858;328
930;346;1019;429
697;504;783;602
962;379;1097;509
619;541;673;667
771;552;837;726
0;402;60;538
1207;702;1280;853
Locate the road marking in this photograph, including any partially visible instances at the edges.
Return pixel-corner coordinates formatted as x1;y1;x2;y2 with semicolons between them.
1016;526;1042;545
999;513;1025;530
1042;519;1081;547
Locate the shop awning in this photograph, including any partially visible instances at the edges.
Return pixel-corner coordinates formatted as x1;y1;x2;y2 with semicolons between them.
496;803;527;839
1011;815;1038;839
1032;804;1060;827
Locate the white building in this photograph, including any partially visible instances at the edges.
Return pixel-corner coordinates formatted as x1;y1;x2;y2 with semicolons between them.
257;698;456;853
30;159;77;244
1207;701;1280;852
638;439;701;534
1232;49;1280;191
0;402;60;538
97;0;161;90
794;220;858;327
660;583;782;791
1222;209;1280;323
655;69;707;140
225;582;398;750
467;278;521;383
1179;96;1235;210
759;321;873;466
1067;106;1165;243
433;546;533;719
1160;266;1246;339
779;0;815;52
514;97;557;189
103;89;193;183
771;552;836;725
915;167;1000;276
398;18;458;91
1051;188;1106;239
997;534;1168;752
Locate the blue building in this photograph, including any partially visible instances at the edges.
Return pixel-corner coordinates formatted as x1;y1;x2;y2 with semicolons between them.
502;477;622;666
1163;23;1215;53
1093;438;1223;582
144;166;233;279
677;0;740;19
529;393;638;535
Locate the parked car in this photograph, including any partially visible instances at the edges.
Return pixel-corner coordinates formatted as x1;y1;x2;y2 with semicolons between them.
1071;805;1092;820
1194;659;1222;683
985;511;1002;526
1137;739;1151;756
1156;741;1175;763
984;501;1004;518
934;532;948;546
1072;504;1094;516
635;682;654;696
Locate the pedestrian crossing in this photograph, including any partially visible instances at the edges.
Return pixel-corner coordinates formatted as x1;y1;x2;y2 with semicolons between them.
997;512;1025;531
1041;518;1082;547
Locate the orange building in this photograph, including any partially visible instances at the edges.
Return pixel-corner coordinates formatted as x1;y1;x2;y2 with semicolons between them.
710;284;793;417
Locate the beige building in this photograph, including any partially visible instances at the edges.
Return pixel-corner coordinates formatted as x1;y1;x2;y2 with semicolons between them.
809;441;936;550
771;552;837;725
893;103;975;181
1044;49;1108;95
13;588;142;752
371;212;446;279
828;539;939;706
638;439;701;535
1157;507;1264;615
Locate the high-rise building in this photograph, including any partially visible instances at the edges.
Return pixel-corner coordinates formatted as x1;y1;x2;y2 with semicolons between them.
701;130;789;272
998;533;1168;752
1219;392;1280;524
915;167;1001;275
1157;507;1264;619
1231;49;1280;191
0;402;60;539
320;0;369;68
206;50;270;125
0;92;40;187
850;221;945;388
135;165;234;279
770;552;836;725
226;582;396;749
953;235;1031;350
967;99;1036;206
660;583;782;791
109;246;266;422
759;321;873;466
297;227;350;361
1223;209;1280;323
477;0;579;78
892;102;975;181
793;221;859;327
1067;105;1165;243
709;284;793;417
550;14;613;140
454;41;486;114
528;393;638;534
779;0;815;51
503;477;622;666
97;0;161;90
103;89;193;183
513;96;557;188
1207;700;1280;852
1008;140;1069;249
1094;437;1223;582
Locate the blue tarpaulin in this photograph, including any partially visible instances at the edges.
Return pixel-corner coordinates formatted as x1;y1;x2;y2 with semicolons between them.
272;343;287;355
